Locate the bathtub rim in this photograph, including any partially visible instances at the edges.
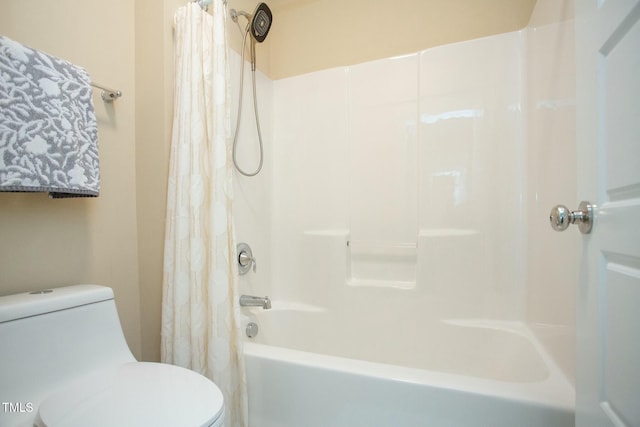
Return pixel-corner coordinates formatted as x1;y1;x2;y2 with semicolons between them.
243;340;575;413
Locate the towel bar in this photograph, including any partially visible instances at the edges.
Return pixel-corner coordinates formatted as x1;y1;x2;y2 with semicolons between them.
90;82;122;103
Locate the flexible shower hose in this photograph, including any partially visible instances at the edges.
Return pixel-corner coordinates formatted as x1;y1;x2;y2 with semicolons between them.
232;20;264;177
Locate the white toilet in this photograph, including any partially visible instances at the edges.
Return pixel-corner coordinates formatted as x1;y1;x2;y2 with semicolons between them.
0;284;225;427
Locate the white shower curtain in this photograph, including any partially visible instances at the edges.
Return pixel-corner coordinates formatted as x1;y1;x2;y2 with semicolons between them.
161;2;247;426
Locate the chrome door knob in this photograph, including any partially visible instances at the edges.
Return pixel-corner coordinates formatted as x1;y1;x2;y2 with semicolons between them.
549;201;593;234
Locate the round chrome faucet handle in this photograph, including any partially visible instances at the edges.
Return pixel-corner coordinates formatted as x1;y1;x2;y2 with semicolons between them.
239;251;256;272
238;251;251;266
237;242;256;275
549;201;593;234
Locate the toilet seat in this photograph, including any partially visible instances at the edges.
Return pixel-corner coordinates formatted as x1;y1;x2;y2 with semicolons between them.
36;362;224;427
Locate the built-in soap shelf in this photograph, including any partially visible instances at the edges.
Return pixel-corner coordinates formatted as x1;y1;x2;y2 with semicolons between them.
347;241;417;257
303;229;350;237
418;228;479;237
347;240;417;289
301;228;481;290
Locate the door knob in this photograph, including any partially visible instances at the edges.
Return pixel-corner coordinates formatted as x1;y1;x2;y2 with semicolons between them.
549;201;593;234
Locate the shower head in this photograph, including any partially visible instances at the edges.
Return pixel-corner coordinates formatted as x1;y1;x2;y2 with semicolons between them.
250;3;272;43
231;3;272;43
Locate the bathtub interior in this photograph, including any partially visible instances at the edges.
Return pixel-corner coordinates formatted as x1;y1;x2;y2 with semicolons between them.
246;306;550;383
242;295;575;427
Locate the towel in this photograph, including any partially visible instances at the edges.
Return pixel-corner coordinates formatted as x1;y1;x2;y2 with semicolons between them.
0;35;100;198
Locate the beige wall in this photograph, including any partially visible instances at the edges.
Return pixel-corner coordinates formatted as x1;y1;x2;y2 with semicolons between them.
0;1;142;358
134;0;180;363
267;0;537;79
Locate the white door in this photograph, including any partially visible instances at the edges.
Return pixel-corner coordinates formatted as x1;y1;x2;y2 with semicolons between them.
575;0;640;426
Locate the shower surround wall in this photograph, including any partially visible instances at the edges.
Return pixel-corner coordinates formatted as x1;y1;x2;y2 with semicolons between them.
231;49;274;301
270;31;526;319
233;1;577;395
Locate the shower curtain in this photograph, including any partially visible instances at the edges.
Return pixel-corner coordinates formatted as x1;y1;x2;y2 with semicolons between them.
161;2;247;426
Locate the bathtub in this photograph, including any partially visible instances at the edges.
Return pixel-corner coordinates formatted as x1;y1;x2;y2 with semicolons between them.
243;303;574;427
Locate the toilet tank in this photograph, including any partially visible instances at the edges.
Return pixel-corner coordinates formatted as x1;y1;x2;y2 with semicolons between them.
0;285;136;423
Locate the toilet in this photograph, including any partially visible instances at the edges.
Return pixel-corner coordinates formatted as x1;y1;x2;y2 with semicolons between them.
0;284;225;427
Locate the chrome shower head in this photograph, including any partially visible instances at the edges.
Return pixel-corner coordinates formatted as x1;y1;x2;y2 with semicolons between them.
250;3;272;43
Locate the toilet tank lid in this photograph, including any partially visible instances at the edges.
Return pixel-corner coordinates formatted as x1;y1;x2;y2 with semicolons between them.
0;285;114;323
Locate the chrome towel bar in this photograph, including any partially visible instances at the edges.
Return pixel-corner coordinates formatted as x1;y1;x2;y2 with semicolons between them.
90;82;122;103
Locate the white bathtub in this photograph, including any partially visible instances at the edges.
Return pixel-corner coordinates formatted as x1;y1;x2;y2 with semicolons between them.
243;304;574;427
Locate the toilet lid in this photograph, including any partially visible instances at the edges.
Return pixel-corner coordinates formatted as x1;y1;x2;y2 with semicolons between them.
37;362;224;427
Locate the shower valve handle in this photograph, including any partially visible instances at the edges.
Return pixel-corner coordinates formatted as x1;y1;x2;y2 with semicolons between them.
239;251;257;273
237;243;256;275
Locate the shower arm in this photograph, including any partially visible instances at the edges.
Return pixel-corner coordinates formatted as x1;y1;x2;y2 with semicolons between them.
230;9;251;23
230;8;256;70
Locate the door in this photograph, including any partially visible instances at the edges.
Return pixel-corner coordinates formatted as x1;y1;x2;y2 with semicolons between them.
575;0;640;426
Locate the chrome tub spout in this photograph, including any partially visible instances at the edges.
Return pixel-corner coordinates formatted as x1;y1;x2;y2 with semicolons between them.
239;295;271;309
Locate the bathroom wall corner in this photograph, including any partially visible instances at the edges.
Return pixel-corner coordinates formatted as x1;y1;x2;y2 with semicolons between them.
134;0;186;362
524;0;577;385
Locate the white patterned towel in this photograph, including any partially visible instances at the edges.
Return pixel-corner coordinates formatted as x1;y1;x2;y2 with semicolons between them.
0;35;99;198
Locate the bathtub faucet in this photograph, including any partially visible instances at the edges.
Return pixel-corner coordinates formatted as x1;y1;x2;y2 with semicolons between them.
239;295;272;310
